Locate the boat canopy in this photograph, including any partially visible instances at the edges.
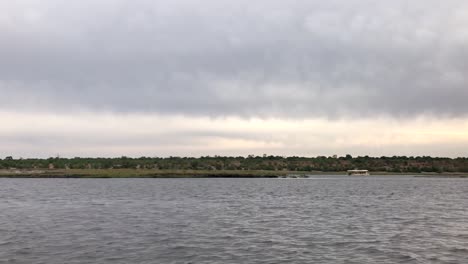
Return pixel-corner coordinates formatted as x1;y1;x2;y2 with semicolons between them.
347;169;369;175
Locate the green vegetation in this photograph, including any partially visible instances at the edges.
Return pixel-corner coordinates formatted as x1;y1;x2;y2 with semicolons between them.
0;168;287;178
1;155;468;177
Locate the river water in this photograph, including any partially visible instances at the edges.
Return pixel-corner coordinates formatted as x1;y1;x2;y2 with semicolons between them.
1;176;467;263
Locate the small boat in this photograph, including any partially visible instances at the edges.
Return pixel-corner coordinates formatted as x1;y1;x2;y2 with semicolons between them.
279;174;309;179
347;169;370;176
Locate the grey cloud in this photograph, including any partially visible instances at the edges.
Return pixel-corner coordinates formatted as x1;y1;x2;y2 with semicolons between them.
1;129;272;149
1;0;468;118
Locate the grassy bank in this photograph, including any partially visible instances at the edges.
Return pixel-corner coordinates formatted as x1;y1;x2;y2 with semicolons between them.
0;169;466;178
0;169;293;178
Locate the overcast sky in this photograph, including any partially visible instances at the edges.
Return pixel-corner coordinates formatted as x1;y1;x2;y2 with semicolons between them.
1;0;468;158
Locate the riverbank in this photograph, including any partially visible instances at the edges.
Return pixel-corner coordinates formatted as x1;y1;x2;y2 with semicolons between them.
0;169;467;178
0;169;288;178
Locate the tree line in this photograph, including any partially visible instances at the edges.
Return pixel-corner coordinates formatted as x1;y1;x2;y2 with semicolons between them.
2;155;468;173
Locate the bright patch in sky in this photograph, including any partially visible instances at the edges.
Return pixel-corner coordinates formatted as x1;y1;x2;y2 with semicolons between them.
2;111;468;158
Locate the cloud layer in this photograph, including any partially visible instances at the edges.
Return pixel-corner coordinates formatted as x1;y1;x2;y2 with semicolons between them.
2;1;468;157
1;0;468;118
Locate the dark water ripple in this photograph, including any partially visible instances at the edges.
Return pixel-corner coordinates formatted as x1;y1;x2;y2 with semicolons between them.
0;176;468;263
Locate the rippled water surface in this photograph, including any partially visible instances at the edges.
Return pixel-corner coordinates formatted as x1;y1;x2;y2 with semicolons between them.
1;176;468;263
